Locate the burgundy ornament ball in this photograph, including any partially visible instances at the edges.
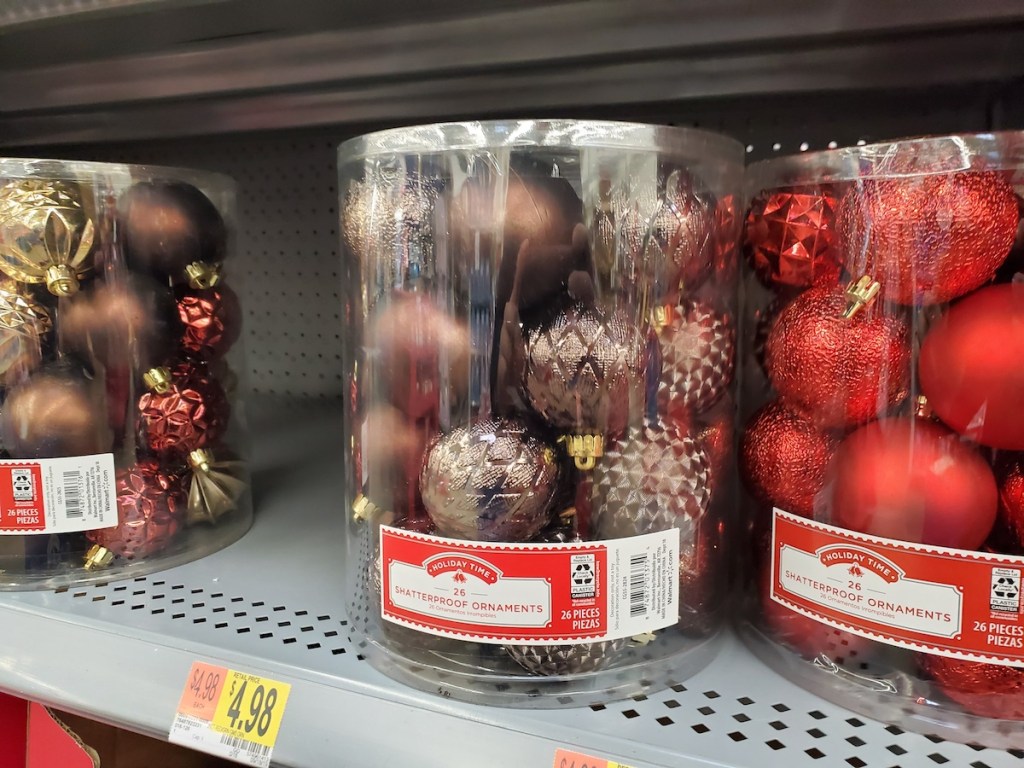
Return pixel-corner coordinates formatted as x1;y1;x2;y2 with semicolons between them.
87;461;185;560
119;181;227;280
177;282;242;361
838;171;1017;305
765;282;911;428
919;283;1024;450
740;401;838;518
138;363;229;459
828;418;998;550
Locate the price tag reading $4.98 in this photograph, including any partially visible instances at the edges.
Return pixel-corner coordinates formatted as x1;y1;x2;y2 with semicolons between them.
169;661;291;767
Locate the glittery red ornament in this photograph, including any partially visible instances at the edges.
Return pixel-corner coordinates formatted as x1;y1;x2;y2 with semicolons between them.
990;454;1024;554
655;300;735;420
177;282;242;361
695;396;735;492
138;363;229;459
744;187;842;289
920;283;1024;450
919;654;1024;720
838;172;1018;305
765;282;911;428
87;461;185;560
740;401;838;518
759;563;871;664
828;418;998;550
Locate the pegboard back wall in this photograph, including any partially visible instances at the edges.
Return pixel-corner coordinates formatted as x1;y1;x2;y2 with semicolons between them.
11;86;1006;397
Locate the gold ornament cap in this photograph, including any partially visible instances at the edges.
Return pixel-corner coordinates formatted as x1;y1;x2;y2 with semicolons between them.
560;433;604;471
843;276;881;320
84;544;115;570
45;264;80;296
143;366;173;394
352;493;381;523
185;261;222;290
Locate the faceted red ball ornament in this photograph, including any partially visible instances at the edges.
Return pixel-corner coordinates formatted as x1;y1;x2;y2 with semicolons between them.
838;171;1018;305
744;187;842;289
87;461;185;560
139;364;229;459
765;283;911;428
740;401;838;518
991;454;1024;554
177;282;242;361
828;418;998;550
919;283;1024;450
919;655;1024;720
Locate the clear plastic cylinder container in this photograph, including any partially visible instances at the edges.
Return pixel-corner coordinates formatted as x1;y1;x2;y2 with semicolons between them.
0;158;252;588
339;119;743;707
738;132;1024;745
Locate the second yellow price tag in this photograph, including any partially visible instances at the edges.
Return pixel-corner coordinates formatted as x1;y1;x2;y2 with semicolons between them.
211;670;291;748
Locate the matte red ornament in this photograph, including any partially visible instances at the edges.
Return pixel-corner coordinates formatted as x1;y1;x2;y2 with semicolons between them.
87;461;185;560
828;418;998;550
740;401;838;518
765;282;911;427
744;187;842;289
838;171;1017;305
919;283;1024;450
919;654;1024;720
990;454;1024;554
138;363;229;459
177;282;242;361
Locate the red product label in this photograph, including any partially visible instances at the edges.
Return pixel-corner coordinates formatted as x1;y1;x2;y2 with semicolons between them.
0;463;45;532
380;526;679;644
771;509;1024;665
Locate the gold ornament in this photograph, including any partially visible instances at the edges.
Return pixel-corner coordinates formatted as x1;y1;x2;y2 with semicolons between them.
83;544;115;571
0;179;95;295
185;261;222;290
186;448;248;525
0;281;51;386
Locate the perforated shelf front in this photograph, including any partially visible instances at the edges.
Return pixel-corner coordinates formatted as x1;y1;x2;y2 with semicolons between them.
0;399;1018;768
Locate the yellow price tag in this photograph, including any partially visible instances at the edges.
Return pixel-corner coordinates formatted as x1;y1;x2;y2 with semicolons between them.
210;670;291;748
554;748;635;768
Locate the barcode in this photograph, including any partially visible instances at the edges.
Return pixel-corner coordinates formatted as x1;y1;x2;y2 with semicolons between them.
63;471;82;518
629;553;649;617
219;732;271;761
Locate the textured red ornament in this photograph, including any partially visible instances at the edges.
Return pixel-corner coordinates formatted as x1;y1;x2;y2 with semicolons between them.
758;564;872;664
838;171;1018;305
740;401;838;518
139;364;229;458
177;282;242;361
919;283;1024;450
744;187;842;289
655;300;735;420
710;193;740;285
828;418;998;550
87;461;185;560
765;283;911;427
990;454;1024;554
919;654;1024;720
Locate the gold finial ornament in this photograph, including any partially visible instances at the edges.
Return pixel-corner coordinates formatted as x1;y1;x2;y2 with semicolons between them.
560;434;604;471
83;544;115;570
185;261;222;290
143;366;173;394
186;448;248;525
0;179;95;296
352;493;381;522
843;275;881;320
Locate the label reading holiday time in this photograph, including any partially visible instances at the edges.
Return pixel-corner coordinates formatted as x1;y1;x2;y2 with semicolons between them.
380;526;679;643
0;454;116;535
771;509;1024;665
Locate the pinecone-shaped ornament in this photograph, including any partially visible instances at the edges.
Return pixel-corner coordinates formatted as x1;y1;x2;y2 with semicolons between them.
504;639;627;676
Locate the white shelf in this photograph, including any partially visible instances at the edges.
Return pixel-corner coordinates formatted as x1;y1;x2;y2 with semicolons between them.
0;399;1018;768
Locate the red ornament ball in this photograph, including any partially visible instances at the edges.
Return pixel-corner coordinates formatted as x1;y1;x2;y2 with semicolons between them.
919;654;1024;720
828;418;997;550
759;565;872;664
838;171;1018;305
991;454;1024;554
139;364;229;459
87;461;185;560
744;187;842;289
765;283;911;427
740;401;838;518
177;282;242;361
919;283;1024;450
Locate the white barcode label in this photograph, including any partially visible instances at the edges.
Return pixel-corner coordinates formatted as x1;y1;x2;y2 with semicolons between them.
169;713;274;767
0;454;117;535
607;528;680;639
